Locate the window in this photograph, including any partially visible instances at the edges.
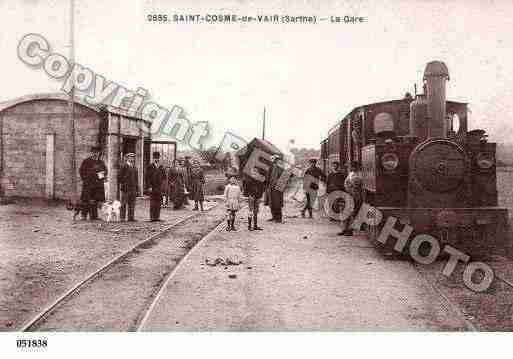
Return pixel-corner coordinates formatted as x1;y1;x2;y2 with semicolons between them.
374;112;394;134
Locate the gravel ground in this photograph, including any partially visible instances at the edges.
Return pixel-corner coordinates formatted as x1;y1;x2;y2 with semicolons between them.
142;203;470;331
409;168;513;331
416;256;513;331
3;193;513;331
0;197;218;331
33;203;226;331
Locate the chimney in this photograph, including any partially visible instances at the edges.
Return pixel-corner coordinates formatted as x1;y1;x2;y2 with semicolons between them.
423;61;450;138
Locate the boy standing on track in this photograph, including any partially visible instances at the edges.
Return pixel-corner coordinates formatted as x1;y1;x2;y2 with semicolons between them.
244;167;265;231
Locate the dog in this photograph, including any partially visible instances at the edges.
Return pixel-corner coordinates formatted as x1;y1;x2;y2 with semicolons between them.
66;200;85;221
101;200;121;222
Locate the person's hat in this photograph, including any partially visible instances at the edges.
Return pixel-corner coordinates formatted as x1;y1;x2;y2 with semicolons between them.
308;157;318;163
125;152;136;158
90;145;101;152
153;151;161;159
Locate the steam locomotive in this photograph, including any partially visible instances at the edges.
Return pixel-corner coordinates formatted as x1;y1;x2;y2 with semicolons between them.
320;61;508;256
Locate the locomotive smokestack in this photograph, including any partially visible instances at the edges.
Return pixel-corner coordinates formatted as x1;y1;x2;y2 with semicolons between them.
423;61;450;138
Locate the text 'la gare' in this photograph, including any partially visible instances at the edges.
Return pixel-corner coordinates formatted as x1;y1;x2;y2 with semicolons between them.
331;15;365;23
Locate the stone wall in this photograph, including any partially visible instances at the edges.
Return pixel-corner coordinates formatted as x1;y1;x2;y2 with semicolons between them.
0;99;100;200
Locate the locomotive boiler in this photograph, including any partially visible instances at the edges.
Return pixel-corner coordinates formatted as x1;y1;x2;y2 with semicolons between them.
321;61;508;257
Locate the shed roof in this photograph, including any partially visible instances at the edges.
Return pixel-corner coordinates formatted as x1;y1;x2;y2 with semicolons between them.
0;93;151;124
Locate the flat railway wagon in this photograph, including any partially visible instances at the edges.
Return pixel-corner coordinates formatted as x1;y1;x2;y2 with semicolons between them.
321;61;508;257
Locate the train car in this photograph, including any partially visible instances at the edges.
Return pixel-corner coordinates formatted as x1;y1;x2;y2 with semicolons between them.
322;61;508;257
320;139;328;174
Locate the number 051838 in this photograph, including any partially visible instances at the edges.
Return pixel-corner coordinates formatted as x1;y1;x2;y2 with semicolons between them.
16;339;47;348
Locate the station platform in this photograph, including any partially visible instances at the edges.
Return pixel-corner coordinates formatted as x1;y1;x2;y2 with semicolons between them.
141;202;470;331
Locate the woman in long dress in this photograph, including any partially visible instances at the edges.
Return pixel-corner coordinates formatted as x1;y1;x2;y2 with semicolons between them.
190;159;205;211
175;159;190;205
168;161;186;209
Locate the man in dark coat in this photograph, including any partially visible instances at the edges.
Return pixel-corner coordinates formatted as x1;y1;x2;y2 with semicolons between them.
244;167;266;231
266;155;284;223
79;146;107;220
301;158;326;219
118;152;139;221
339;162;363;236
326;161;346;193
146;151;166;221
326;161;347;219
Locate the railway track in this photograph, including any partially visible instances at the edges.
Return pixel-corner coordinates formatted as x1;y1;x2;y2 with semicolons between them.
20;205;498;331
136;219;228;331
137;204;251;331
20;203;223;332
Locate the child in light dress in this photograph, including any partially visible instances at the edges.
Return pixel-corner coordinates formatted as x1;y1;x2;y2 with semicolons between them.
224;176;242;231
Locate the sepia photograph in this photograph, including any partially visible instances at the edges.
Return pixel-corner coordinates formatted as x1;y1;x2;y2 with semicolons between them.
1;0;513;357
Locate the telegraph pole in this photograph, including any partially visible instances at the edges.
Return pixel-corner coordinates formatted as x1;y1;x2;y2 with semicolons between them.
262;106;266;140
68;0;77;199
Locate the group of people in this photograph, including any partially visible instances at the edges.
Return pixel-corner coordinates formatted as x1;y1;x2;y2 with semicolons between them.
78;146;206;223
223;154;284;232
222;155;363;235
78;145;362;235
139;151;206;222
301;157;363;236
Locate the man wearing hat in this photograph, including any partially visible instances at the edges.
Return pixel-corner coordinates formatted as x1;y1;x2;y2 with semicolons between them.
146;151;166;221
301;157;326;219
266;155;285;223
326;161;347;221
79;145;107;220
118;152;139;222
339;161;363;236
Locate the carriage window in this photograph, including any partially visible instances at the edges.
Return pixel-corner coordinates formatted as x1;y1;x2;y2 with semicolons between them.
451;113;460;133
374;112;394;134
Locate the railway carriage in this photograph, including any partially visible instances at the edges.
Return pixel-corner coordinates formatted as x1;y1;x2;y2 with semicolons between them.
320;61;508;257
